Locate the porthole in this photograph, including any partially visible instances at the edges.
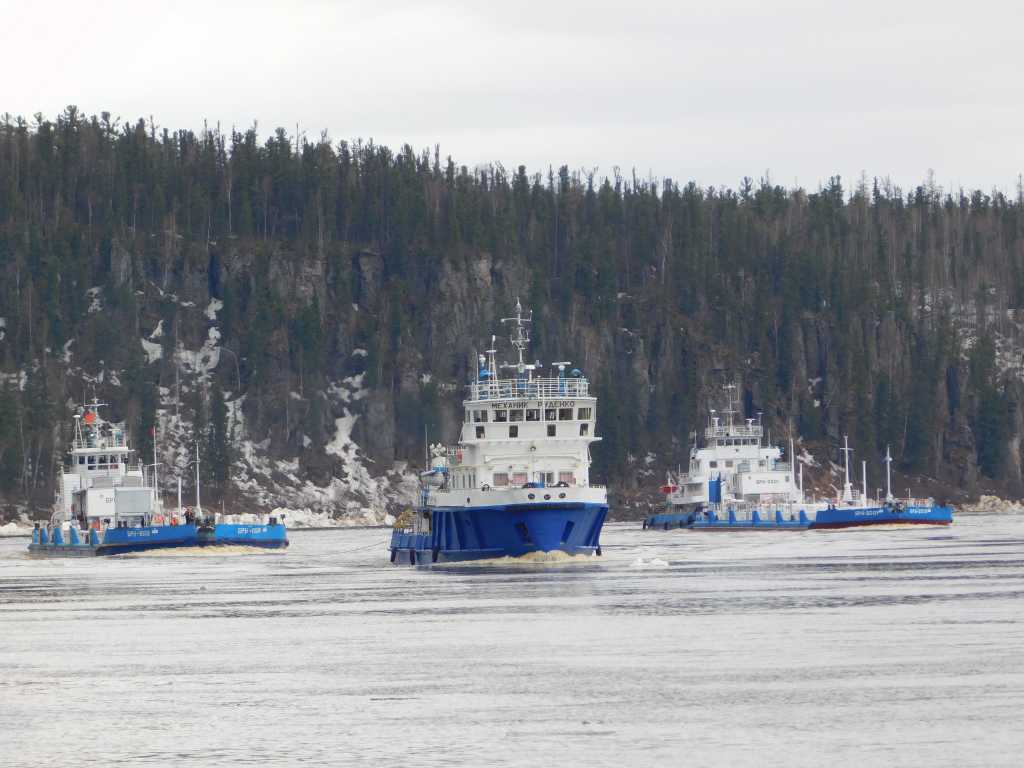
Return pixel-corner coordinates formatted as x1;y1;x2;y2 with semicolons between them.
559;493;566;499
528;493;535;500
544;494;551;500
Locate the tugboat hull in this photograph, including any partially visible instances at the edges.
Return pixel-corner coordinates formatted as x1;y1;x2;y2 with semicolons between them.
391;502;608;564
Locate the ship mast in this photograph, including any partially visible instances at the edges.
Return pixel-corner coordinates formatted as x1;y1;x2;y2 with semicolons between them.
884;444;894;503
499;298;539;380
841;435;854;503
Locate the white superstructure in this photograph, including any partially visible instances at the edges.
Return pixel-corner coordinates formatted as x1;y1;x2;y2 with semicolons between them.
422;299;606;510
664;384;802;510
54;399;161;529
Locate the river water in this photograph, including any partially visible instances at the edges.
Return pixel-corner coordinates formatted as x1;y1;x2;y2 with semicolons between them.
2;515;1023;767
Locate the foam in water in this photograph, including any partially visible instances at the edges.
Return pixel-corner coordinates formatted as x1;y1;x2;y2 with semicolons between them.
445;549;598;566
116;545;285;557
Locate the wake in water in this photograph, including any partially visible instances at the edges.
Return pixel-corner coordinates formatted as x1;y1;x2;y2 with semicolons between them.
444;550;600;566
117;545;286;558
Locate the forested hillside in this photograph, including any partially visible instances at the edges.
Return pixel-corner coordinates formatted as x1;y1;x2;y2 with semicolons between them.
2;107;1024;519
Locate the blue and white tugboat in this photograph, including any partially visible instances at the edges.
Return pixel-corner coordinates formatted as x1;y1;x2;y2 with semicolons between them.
28;399;288;556
645;385;952;531
390;300;608;564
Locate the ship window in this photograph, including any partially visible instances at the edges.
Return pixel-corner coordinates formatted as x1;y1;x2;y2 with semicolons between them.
465;410;471;423
476;426;485;439
545;407;557;420
493;472;509;487
558;408;573;421
526;409;540;421
709;461;717;468
512;472;528;486
509;425;519;438
547;424;556;437
580;423;589;436
494;409;508;422
509;409;524;422
544;472;555;485
725;460;733;468
577;407;592;420
759;460;766;467
559;472;575;485
78;456;85;465
473;410;488;423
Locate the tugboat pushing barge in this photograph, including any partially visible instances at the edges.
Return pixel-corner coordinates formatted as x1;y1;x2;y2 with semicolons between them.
390;300;608;564
645;384;952;531
28;399;287;556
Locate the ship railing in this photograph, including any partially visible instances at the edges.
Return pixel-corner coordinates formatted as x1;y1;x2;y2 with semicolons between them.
704;425;763;439
71;436;129;450
468;377;589;401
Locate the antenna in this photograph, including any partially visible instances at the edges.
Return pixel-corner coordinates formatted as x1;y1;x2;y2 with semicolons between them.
500;297;532;367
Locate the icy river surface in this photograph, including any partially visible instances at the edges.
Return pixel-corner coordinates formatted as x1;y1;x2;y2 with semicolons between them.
2;515;1023;767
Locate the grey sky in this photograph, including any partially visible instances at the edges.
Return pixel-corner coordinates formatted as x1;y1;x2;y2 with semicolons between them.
3;0;1022;194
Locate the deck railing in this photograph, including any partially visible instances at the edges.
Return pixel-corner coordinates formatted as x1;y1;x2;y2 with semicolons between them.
468;377;589;401
704;424;763;439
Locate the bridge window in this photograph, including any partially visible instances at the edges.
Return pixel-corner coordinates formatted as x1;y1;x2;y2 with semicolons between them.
580;423;589;436
509;409;524;422
78;456;85;465
476;426;485;439
558;408;573;421
493;472;509;487
559;472;575;485
547;425;556;437
512;472;528;486
577;407;592;420
494;410;508;423
544;407;557;421
473;410;488;422
526;409;540;421
509;426;519;438
709;461;717;468
465;410;471;423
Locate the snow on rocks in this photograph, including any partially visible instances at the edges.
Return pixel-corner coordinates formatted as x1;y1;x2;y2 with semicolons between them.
86;287;103;314
205;298;223;321
958;495;1023;515
141;338;163;364
0;514;35;537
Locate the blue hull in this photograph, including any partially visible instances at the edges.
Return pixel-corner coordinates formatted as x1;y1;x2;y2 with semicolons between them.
390;502;608;564
645;505;953;531
28;523;288;556
810;505;953;528
644;510;810;531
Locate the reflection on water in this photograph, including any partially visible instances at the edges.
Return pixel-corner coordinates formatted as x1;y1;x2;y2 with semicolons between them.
2;515;1023;767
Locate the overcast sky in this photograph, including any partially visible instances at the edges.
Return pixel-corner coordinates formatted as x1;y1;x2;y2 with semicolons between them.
2;0;1022;194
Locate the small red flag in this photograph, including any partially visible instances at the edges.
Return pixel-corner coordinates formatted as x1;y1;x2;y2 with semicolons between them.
83;411;96;425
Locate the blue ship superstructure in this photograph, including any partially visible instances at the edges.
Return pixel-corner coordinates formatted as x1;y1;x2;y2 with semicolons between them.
646;389;953;531
390;299;608;564
28;399;287;556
